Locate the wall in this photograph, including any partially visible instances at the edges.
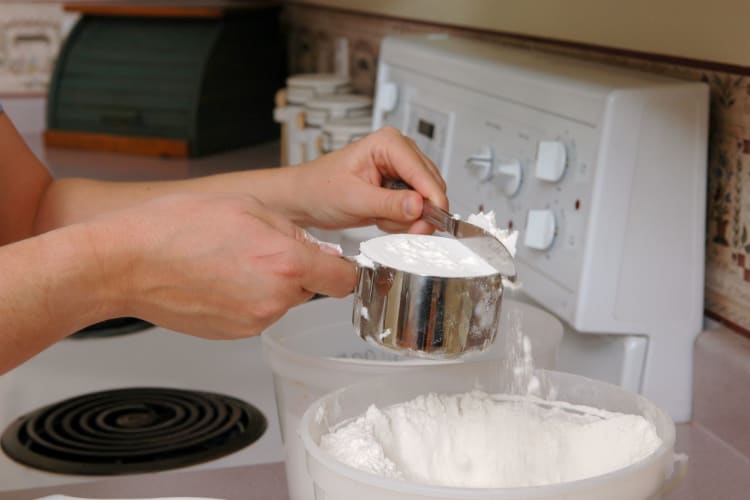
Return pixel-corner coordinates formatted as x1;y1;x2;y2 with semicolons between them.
288;0;750;68
283;3;750;338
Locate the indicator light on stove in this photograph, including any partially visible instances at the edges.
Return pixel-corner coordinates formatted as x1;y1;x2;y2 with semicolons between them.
535;141;567;182
492;159;522;196
464;146;494;182
524;209;556;250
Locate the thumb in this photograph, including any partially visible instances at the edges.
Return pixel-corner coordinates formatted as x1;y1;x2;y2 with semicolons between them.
366;186;424;224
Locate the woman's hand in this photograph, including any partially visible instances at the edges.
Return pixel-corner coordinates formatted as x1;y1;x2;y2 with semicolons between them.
293;126;449;234
91;192;355;339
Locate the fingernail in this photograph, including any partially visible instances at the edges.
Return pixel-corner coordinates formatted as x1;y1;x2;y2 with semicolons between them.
318;241;343;256
403;195;420;218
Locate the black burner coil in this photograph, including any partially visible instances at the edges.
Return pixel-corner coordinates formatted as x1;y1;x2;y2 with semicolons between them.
70;317;153;339
1;387;266;475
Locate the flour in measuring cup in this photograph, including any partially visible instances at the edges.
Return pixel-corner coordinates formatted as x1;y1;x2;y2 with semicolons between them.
320;391;662;488
359;234;497;277
356;210;517;278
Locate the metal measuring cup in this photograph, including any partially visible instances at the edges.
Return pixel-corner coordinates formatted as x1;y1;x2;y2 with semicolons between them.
352;258;505;358
350;181;515;358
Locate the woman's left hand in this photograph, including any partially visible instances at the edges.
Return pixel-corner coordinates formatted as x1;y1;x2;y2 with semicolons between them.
293;126;449;234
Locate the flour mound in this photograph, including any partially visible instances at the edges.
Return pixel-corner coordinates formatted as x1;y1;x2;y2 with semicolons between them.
321;390;662;488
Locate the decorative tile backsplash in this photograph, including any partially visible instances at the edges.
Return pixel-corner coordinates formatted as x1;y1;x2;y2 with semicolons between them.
284;4;750;337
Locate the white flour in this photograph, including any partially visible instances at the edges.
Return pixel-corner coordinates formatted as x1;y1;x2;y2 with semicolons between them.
356;211;517;279
359;234;497;277
320;391;662;488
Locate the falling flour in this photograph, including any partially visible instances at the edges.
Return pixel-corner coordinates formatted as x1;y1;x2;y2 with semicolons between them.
320;391;662;488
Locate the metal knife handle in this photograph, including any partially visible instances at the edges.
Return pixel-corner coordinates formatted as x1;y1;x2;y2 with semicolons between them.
382;179;412;191
421;201;454;233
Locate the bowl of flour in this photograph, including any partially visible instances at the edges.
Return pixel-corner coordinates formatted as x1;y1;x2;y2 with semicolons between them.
262;296;562;500
300;361;685;500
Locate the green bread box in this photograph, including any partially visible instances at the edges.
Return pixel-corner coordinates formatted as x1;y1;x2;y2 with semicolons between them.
45;3;284;157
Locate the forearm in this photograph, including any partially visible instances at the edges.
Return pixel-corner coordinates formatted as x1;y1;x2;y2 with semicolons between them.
0;223;123;373
0;113;53;244
34;166;314;233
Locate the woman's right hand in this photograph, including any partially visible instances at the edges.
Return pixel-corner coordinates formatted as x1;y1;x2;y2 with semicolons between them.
88;192;356;339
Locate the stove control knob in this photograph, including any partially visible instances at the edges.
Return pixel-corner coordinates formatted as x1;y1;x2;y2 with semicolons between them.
535;141;567;182
377;81;399;113
465;146;494;182
492;159;523;196
524;209;556;250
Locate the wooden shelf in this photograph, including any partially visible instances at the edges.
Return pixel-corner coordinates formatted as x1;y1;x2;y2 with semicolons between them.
45;130;190;158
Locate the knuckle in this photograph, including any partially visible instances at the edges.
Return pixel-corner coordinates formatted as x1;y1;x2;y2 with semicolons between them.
274;254;305;279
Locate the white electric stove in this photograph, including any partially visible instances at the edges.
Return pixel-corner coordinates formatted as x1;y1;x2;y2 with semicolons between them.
0;31;709;493
0;325;284;492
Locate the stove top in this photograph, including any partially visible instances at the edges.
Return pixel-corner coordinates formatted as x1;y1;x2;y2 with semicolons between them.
1;387;266;476
0;326;283;491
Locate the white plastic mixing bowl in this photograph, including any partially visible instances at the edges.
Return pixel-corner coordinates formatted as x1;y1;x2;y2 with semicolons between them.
300;362;686;500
